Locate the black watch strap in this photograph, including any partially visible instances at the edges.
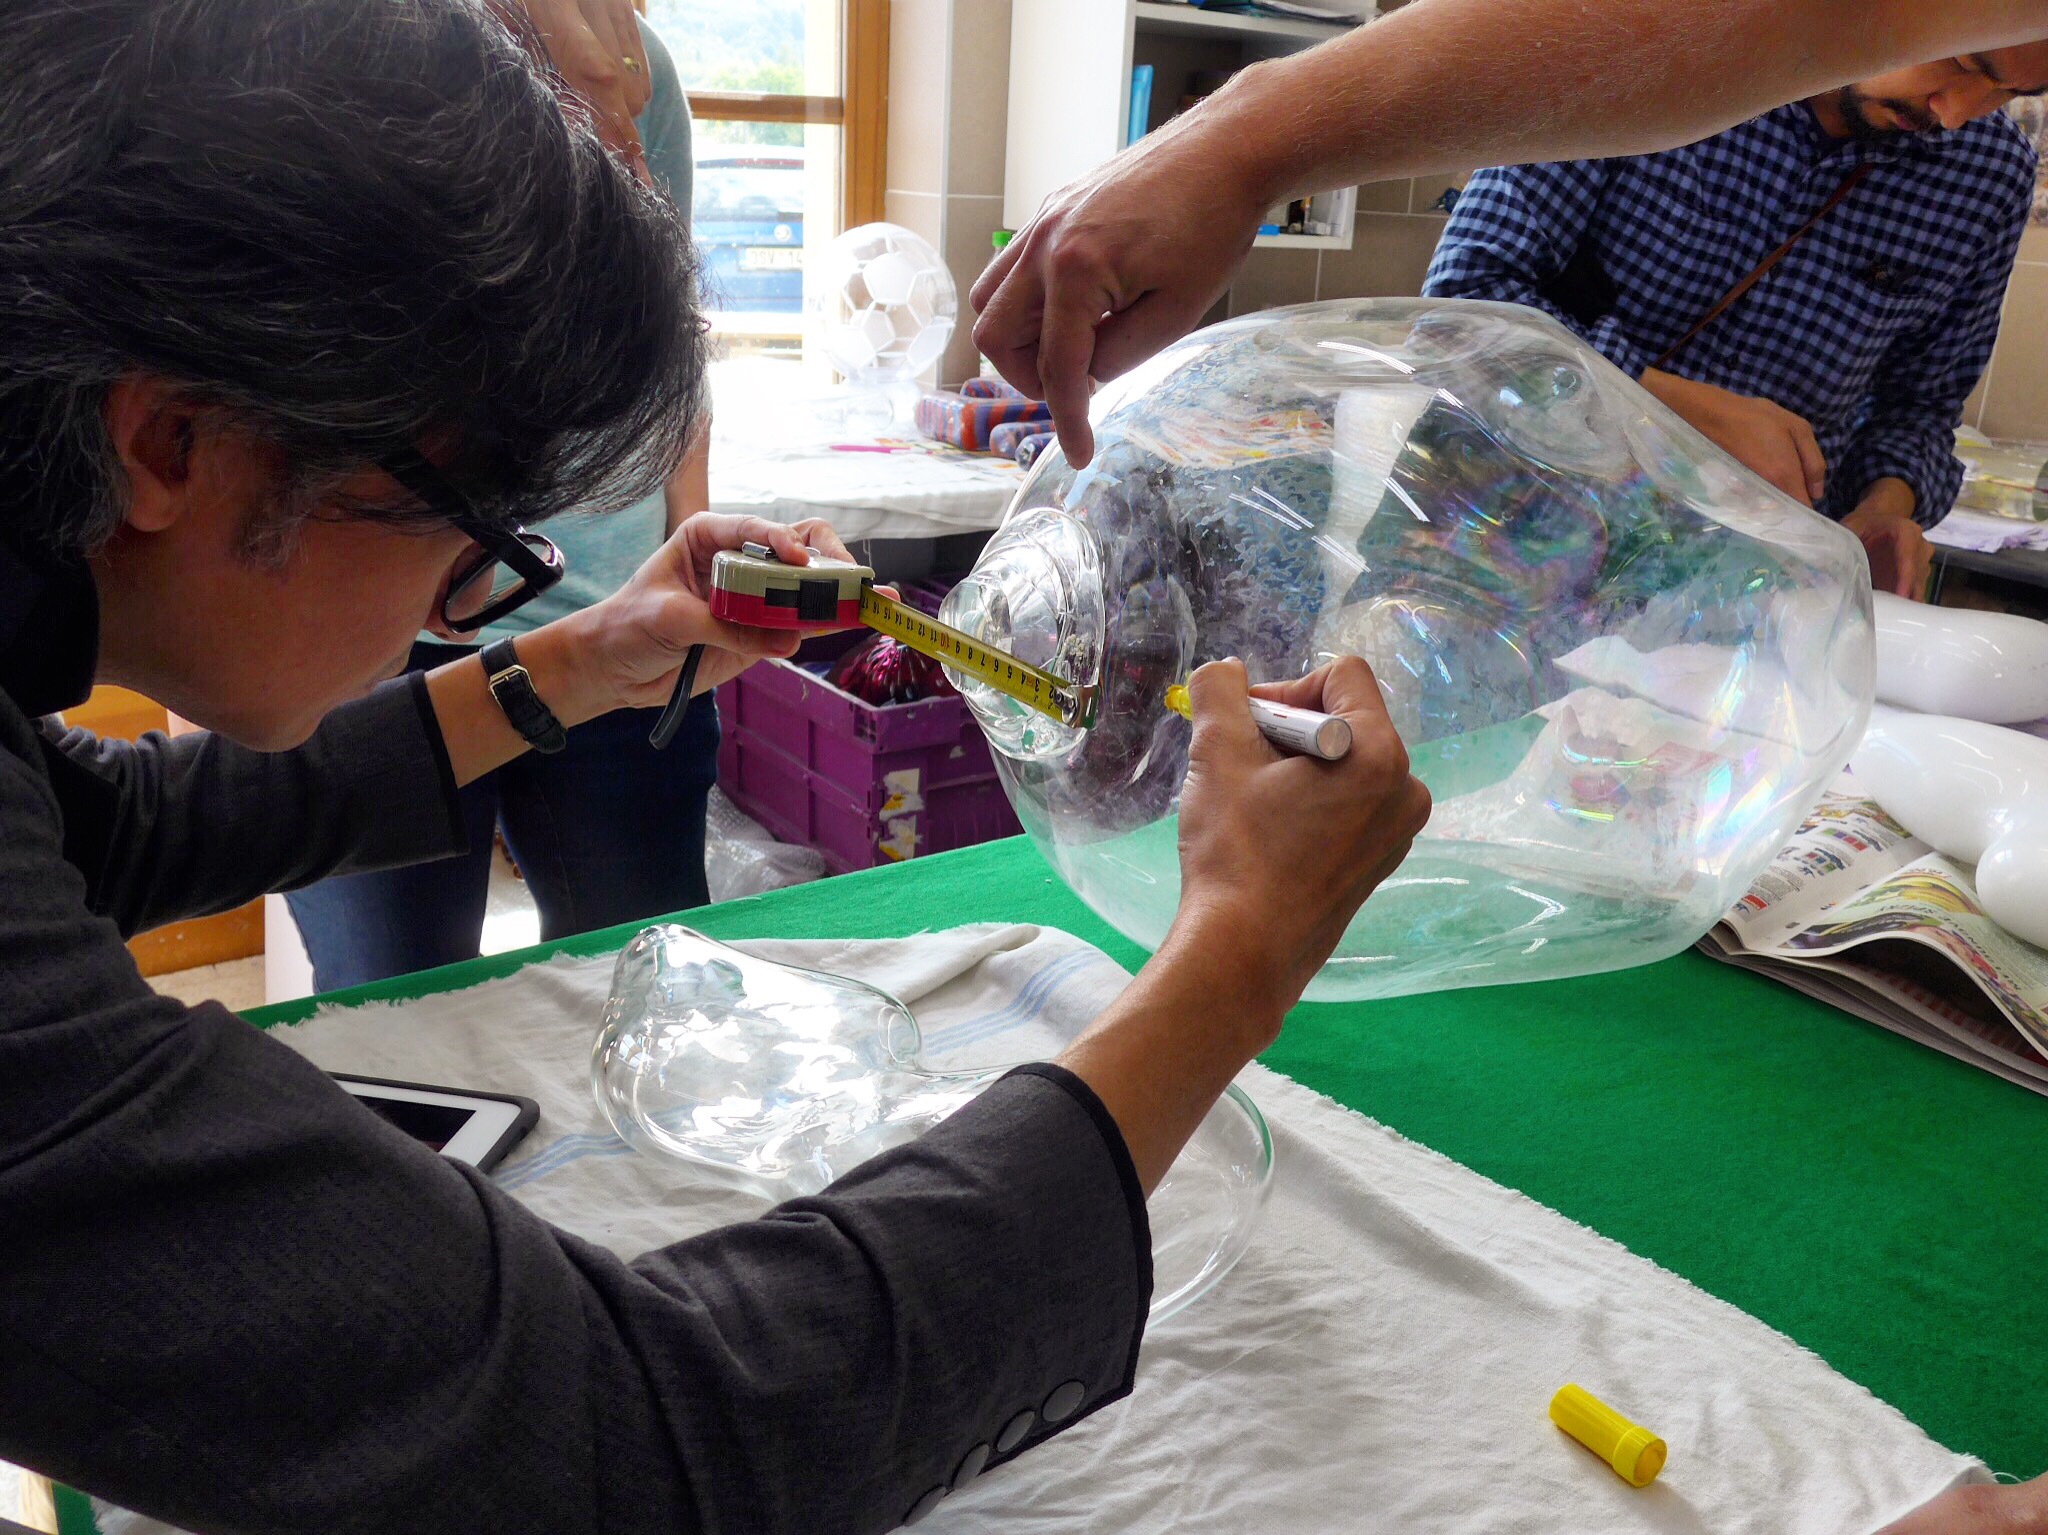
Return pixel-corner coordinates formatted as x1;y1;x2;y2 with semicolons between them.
480;637;568;754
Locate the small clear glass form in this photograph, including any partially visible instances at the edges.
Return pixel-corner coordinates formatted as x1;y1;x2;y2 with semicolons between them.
810;221;957;429
593;925;1273;1321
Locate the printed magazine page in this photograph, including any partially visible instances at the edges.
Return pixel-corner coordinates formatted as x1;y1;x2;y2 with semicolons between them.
1702;779;2048;1092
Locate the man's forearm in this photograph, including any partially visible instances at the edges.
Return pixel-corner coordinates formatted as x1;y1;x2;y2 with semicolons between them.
1057;916;1290;1193
1205;0;2048;203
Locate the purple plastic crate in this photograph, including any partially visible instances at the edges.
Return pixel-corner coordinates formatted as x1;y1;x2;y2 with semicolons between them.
716;628;1021;874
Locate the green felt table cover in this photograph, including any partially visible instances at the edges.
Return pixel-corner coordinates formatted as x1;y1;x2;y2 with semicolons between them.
59;835;2046;1534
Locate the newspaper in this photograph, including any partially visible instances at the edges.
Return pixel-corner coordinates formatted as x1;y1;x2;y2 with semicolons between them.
1700;776;2048;1094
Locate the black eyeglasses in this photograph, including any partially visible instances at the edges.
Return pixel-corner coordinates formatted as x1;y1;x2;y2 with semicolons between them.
382;450;566;633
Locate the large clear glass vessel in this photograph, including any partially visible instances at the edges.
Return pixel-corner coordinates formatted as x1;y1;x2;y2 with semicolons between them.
938;300;1875;1001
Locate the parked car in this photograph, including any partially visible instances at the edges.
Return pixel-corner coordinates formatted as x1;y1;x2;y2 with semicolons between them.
694;151;805;313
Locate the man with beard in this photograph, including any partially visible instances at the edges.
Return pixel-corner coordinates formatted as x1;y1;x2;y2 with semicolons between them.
1417;48;2048;599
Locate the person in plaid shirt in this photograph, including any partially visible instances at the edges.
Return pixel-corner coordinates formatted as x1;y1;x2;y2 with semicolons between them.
1424;47;2048;599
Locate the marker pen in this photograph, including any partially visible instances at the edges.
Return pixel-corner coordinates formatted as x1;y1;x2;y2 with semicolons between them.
1164;685;1353;762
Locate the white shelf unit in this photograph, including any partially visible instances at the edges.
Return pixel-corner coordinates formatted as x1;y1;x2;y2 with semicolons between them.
1004;1;1368;252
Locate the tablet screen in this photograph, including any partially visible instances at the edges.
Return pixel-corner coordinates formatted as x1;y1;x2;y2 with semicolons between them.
332;1076;536;1169
352;1094;474;1153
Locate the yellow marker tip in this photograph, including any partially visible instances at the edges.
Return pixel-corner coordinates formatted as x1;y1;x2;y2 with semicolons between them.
1165;684;1193;720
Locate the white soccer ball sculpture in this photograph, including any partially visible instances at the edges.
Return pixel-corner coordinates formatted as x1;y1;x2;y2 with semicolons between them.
813;222;957;391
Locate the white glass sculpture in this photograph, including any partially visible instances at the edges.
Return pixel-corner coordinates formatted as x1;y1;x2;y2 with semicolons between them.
1852;707;2048;949
937;299;1875;1000
1872;590;2048;724
593;925;1273;1321
810;221;957;426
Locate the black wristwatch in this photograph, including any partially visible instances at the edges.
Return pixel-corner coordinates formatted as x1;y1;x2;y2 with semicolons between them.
480;637;568;754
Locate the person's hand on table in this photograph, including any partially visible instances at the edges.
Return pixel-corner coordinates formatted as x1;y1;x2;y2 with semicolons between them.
1056;655;1432;1192
1842;478;1933;600
1874;1474;2048;1534
1642;369;1828;507
969;96;1276;468
489;0;651;173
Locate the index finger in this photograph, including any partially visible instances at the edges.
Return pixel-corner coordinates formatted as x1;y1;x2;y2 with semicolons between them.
1033;260;1112;467
789;518;857;565
970;229;1053;402
1898;529;1932;599
681;513;814;565
1186;657;1273;766
748;519;814;566
969;221;1029;314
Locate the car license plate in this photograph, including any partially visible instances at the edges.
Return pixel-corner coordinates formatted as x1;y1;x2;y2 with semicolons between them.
740;246;804;271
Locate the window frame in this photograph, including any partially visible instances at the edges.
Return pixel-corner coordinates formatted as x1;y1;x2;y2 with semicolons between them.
671;0;889;228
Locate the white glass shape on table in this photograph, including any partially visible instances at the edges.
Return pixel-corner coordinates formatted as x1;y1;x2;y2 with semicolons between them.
1872;589;2048;724
1851;706;2048;949
592;925;1272;1321
937;299;1876;1001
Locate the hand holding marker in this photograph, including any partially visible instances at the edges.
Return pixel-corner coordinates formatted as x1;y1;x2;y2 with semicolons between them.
653;543;1351;761
1164;684;1352;762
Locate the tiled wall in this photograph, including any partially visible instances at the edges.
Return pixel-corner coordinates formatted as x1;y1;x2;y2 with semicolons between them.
884;0;1012;384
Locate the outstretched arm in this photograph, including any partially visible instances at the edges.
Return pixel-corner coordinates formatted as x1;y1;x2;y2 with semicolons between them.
973;0;2048;464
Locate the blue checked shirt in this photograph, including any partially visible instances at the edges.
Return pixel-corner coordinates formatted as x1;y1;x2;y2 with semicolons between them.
1424;103;2036;525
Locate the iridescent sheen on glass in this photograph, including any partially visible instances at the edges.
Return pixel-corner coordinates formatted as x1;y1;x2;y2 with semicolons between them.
938;300;1875;1000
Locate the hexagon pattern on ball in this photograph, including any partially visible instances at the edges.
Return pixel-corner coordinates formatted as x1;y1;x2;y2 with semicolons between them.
937;299;1876;1001
811;221;957;419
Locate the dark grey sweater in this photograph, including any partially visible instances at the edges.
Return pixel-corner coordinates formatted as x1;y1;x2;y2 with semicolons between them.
0;542;1151;1534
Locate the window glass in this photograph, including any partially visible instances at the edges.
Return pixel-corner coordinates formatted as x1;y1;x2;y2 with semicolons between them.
647;0;812;95
648;2;845;360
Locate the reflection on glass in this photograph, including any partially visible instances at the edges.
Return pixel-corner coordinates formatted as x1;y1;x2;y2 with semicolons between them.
690;126;840;358
938;299;1875;1001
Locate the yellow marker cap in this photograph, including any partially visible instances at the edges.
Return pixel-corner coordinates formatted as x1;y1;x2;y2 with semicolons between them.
1165;684;1193;720
1549;1383;1666;1487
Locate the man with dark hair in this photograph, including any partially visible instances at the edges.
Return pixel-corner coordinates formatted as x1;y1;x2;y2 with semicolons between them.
1424;47;2048;600
0;1;1430;1531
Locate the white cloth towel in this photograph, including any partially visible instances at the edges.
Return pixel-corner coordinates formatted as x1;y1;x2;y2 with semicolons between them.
103;925;1982;1535
1928;507;2048;553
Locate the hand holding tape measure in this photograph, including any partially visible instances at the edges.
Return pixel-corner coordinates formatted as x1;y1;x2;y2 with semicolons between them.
650;543;1349;761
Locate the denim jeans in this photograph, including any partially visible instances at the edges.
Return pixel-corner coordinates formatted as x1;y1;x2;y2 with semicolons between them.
286;640;720;992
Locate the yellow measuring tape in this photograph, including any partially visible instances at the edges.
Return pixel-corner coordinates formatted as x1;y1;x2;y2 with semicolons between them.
857;586;1090;727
